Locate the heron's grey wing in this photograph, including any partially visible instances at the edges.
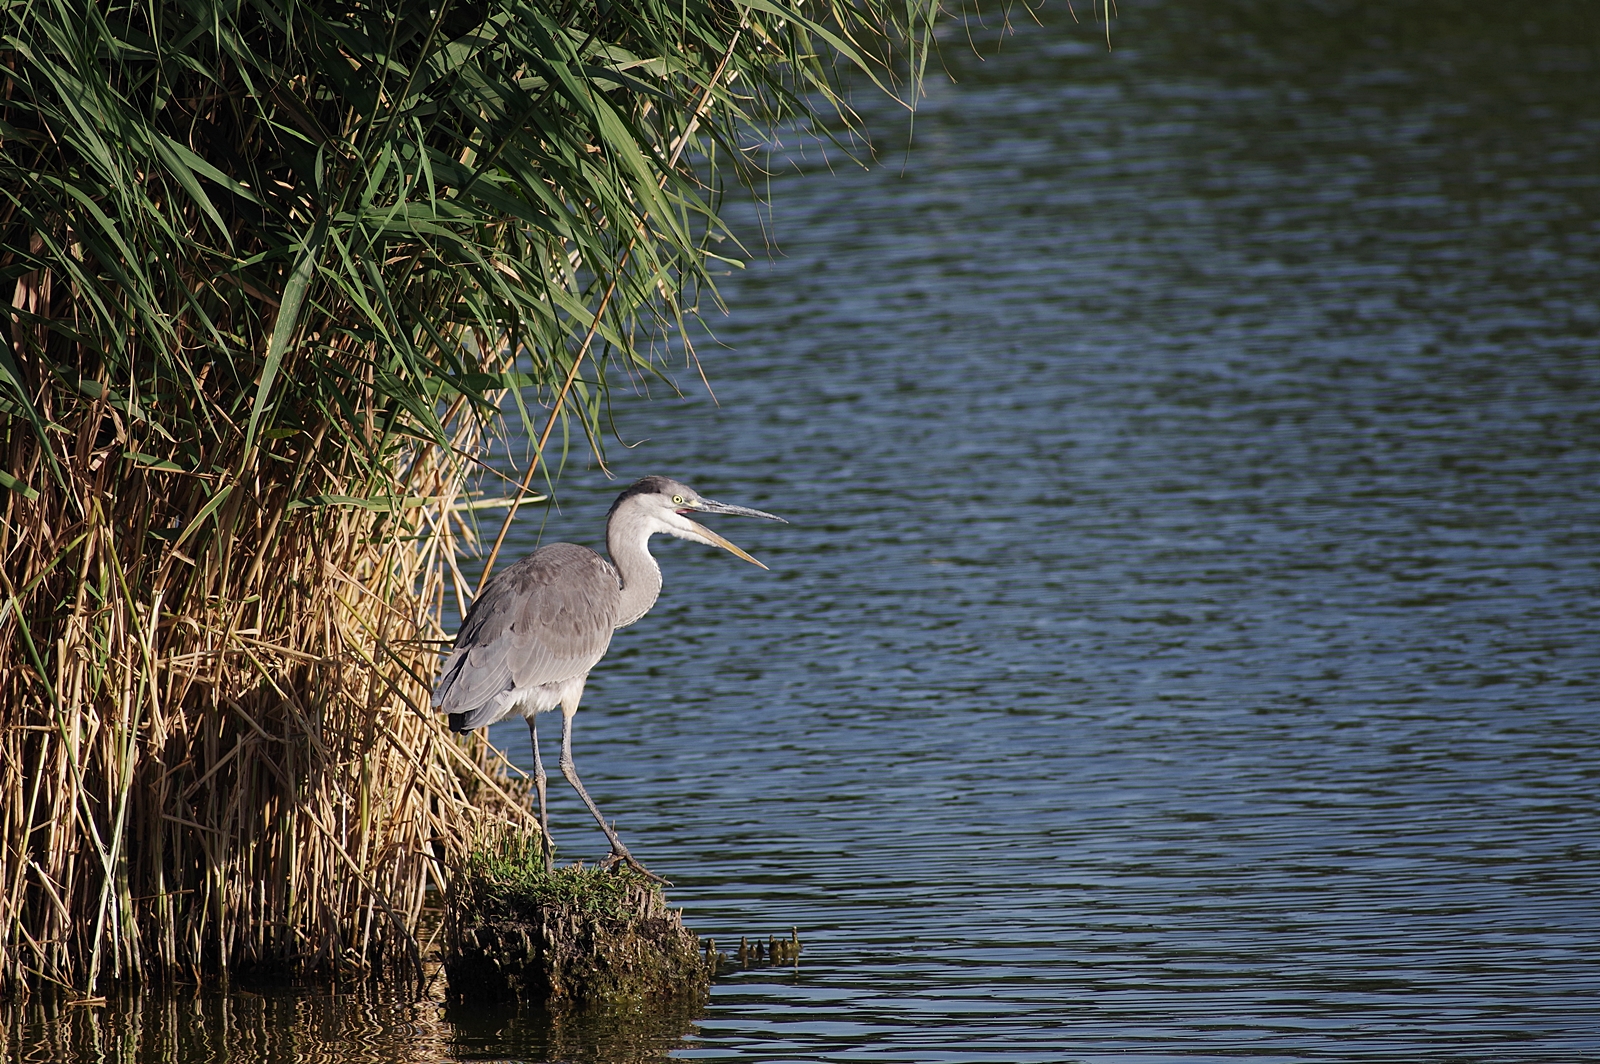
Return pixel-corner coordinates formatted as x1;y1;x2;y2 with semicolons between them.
433;543;621;729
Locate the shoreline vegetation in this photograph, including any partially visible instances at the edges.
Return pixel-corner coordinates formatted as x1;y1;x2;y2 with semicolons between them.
0;0;934;997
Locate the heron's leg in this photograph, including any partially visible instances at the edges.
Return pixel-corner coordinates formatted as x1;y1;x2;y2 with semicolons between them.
558;707;670;885
526;716;552;874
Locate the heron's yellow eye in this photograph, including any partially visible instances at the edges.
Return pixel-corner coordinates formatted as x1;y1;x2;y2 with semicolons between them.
672;495;685;505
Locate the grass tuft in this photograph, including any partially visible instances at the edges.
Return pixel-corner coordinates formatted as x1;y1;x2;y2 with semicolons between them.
461;832;649;919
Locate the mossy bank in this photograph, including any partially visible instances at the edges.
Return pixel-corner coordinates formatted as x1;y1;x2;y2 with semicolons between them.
444;834;713;1005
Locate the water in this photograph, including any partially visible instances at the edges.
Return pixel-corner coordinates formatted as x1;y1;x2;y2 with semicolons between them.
10;0;1600;1059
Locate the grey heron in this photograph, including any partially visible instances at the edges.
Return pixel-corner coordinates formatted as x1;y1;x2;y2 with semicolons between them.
433;476;784;880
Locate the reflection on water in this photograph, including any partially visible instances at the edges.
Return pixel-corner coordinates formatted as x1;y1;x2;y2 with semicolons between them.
0;982;703;1063
10;0;1600;1059
447;993;704;1063
1;985;453;1064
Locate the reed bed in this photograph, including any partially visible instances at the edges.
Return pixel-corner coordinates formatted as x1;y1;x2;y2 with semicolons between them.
0;0;933;995
0;397;532;990
0;236;539;988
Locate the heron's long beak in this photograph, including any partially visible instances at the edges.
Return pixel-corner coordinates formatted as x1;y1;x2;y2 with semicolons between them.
689;498;786;570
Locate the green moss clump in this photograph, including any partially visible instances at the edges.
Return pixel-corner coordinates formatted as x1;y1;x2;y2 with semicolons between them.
444;832;713;1006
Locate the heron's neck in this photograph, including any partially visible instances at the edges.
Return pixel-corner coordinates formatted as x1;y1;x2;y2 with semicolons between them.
607;518;663;629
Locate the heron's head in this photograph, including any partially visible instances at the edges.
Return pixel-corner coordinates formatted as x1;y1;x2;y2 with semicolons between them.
609;476;786;568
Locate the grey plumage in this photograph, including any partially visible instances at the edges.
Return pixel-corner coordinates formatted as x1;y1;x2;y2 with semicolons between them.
432;475;784;879
436;543;620;733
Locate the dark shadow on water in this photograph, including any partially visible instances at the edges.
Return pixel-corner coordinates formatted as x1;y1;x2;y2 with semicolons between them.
446;994;705;1064
0;980;704;1063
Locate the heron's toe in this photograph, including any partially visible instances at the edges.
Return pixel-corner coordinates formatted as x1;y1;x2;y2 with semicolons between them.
600;849;671;886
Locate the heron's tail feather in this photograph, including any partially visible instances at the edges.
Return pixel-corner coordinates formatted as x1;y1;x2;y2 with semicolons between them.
446;704;502;732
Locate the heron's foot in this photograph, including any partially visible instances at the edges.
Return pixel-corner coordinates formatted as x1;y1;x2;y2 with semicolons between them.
599;848;671;886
